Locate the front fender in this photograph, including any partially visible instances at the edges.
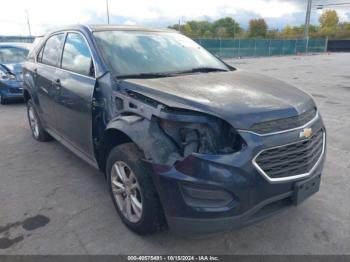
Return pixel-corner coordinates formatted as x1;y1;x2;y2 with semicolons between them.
23;64;40;106
106;115;181;165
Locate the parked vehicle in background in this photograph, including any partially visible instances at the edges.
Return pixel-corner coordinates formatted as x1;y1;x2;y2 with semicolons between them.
0;43;31;104
22;25;326;236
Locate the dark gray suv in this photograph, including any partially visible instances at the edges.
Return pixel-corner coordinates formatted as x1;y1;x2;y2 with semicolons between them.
23;25;326;236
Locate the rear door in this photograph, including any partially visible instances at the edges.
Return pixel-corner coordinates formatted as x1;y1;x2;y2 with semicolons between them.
55;32;96;159
35;33;65;131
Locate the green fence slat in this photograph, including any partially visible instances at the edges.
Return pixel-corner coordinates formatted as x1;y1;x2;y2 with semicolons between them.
196;38;327;58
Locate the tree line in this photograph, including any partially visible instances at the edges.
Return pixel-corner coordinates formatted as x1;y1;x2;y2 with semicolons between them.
168;10;350;39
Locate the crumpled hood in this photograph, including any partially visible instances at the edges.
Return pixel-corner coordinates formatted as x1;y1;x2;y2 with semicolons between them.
120;70;315;130
1;63;23;80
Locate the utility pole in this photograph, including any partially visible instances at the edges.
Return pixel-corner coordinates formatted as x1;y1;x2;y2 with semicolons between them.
303;0;312;39
178;18;181;32
106;0;110;24
25;9;32;36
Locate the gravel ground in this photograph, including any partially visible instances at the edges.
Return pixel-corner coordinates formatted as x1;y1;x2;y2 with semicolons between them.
0;53;349;255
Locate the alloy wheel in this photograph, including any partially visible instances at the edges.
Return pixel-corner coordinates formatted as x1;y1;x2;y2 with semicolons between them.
111;161;143;223
28;105;39;138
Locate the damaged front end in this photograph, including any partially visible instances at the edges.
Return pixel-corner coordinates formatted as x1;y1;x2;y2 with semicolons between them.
98;84;324;236
158;107;246;158
107;89;246;167
98;88;257;234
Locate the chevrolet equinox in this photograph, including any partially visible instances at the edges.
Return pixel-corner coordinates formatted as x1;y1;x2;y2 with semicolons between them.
23;25;326;236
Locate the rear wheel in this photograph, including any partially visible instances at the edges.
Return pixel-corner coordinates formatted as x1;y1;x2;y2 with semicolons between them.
107;143;164;235
26;99;52;142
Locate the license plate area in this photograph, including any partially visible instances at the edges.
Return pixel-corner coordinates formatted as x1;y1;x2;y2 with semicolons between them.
293;174;321;205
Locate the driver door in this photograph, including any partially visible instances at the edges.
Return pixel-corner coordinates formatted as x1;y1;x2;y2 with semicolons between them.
54;32;96;159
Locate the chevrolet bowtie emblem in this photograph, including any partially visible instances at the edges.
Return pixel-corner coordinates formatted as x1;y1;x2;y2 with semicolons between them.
299;128;313;139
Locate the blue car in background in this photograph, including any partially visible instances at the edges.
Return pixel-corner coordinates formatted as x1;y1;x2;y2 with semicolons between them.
0;43;31;104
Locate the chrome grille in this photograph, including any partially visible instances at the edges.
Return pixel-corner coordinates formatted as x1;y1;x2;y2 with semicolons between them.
254;129;324;181
250;108;317;134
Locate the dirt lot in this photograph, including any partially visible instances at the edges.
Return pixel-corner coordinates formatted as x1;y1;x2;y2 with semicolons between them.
0;53;349;255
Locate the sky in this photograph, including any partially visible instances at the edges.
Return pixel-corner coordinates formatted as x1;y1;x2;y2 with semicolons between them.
0;0;350;36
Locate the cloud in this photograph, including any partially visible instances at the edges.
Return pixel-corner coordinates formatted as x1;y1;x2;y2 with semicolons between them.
0;0;349;36
123;20;137;26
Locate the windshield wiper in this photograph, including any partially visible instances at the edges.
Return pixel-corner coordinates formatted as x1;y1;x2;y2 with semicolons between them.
176;67;229;74
116;67;228;79
117;72;175;79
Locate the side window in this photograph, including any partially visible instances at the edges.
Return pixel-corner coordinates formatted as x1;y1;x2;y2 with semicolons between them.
61;33;94;76
41;33;64;67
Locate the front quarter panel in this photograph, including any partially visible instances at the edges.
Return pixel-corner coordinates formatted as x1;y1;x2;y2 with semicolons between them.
23;62;36;96
105;116;181;165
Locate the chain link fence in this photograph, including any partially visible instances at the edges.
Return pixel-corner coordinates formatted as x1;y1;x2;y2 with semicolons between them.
194;38;328;59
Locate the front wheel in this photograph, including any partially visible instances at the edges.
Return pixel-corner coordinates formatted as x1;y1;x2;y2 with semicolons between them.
26;99;52;142
106;143;165;235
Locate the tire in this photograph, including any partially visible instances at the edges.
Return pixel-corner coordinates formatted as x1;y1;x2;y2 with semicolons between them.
106;143;165;235
26;99;52;142
0;93;7;105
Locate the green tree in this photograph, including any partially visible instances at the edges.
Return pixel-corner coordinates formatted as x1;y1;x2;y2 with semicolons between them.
182;24;193;37
335;22;350;39
184;20;212;38
217;27;228;38
282;25;295;38
248;18;268;38
281;25;304;39
212;17;242;38
169;14;350;40
266;28;281;39
168;24;180;31
319;10;339;28
309;25;321;38
319;10;339;38
203;30;213;38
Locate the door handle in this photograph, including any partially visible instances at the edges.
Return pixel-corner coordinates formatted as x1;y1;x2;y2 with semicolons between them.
54;78;61;89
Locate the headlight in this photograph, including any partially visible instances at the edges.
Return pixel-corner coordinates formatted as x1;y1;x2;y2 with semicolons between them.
0;69;16;80
158;108;245;157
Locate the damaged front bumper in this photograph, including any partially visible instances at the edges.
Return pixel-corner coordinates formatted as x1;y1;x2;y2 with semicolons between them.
149;118;326;236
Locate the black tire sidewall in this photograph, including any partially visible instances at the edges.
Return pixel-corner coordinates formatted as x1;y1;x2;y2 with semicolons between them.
26;99;49;141
106;143;163;235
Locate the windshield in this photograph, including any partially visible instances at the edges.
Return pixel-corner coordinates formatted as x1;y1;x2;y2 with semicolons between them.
93;30;228;77
0;47;29;64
